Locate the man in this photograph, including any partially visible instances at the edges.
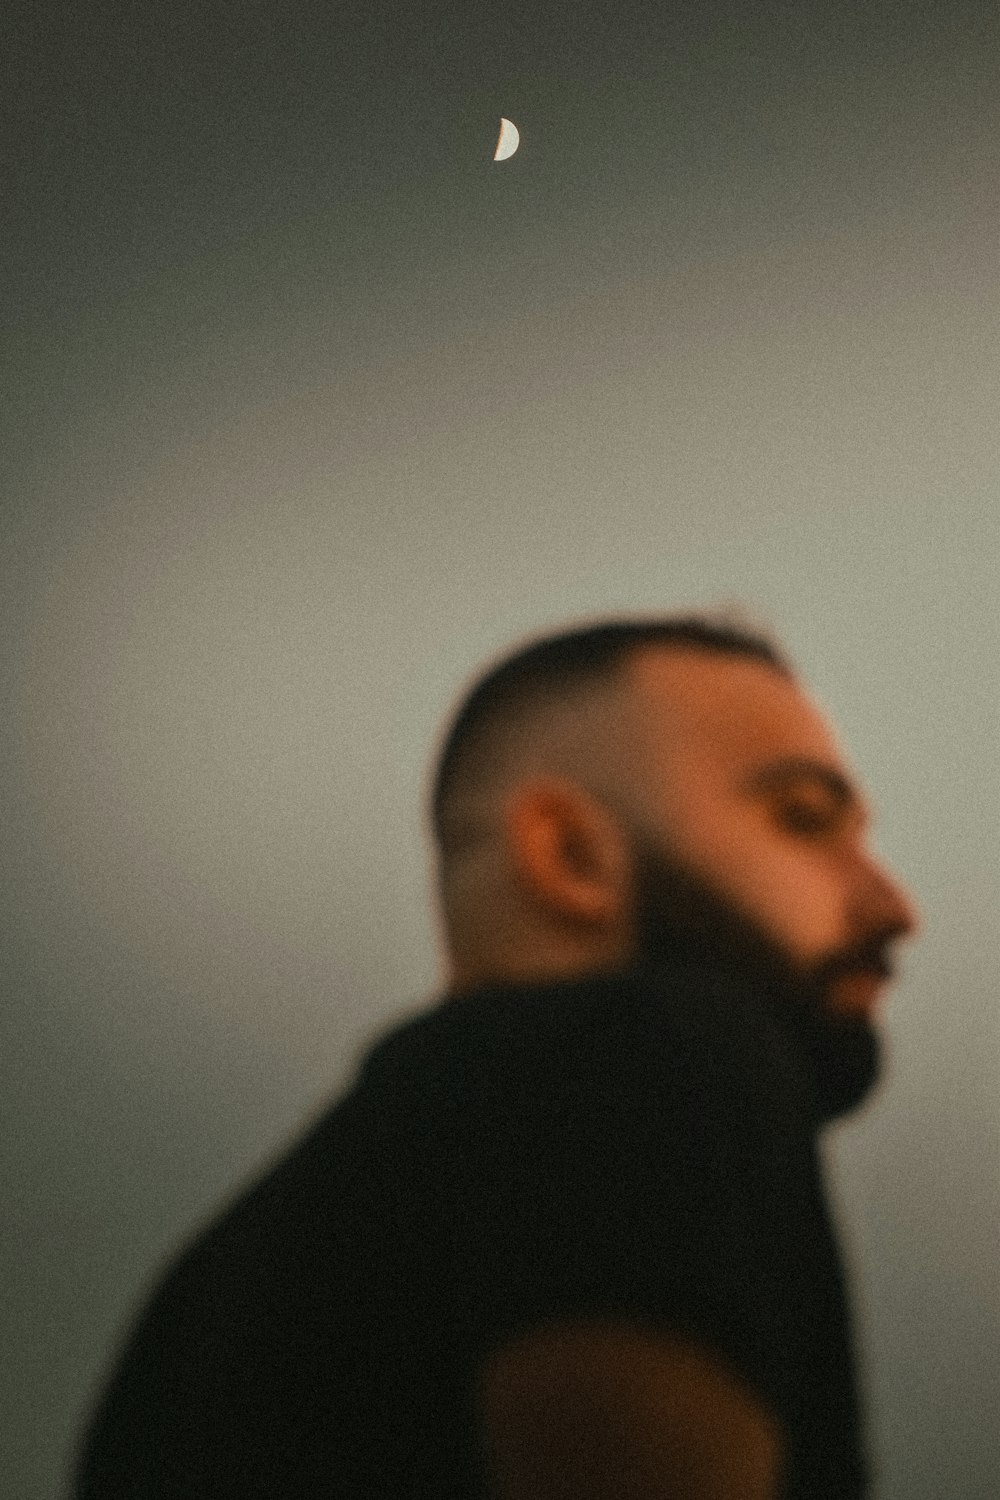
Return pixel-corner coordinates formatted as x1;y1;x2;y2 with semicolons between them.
74;611;920;1499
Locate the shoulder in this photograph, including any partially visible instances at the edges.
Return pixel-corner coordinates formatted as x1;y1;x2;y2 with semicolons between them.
357;964;817;1190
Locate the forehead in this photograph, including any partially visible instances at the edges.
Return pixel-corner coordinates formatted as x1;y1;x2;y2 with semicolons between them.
626;646;850;783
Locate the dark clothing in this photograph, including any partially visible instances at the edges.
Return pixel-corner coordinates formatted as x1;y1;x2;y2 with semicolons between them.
75;956;869;1498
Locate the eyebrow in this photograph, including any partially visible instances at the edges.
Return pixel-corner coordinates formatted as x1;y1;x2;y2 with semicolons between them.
742;755;871;825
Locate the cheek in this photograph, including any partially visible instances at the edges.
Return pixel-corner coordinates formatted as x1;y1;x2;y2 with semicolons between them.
686;819;847;952
742;845;848;952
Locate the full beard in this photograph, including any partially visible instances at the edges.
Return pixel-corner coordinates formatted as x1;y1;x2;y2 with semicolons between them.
628;832;883;1124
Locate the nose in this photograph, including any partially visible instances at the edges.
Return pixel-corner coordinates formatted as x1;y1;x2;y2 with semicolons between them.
864;853;923;945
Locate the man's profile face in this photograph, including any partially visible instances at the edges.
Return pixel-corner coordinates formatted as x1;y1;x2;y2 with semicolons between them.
614;649;921;1114
621;648;920;1006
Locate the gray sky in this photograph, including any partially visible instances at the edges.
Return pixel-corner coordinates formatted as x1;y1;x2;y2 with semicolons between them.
4;2;998;1494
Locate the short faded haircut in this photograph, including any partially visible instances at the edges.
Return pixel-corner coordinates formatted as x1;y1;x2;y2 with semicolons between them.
428;607;796;889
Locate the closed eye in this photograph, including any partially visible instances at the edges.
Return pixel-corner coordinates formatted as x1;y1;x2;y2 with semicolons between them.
778;803;840;835
744;758;872;838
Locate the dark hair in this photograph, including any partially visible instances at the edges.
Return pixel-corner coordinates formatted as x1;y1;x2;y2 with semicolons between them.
429;607;795;866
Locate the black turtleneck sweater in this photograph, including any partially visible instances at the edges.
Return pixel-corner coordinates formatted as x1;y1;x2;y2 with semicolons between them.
74;957;870;1498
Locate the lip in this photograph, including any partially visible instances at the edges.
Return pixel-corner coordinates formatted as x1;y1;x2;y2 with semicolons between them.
828;971;887;1016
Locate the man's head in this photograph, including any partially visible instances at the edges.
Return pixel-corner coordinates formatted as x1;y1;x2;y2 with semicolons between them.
427;611;920;1107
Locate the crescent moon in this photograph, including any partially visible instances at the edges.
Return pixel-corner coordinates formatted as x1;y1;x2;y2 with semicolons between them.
493;117;520;162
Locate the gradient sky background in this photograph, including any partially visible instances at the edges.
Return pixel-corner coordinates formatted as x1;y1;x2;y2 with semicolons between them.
4;1;999;1495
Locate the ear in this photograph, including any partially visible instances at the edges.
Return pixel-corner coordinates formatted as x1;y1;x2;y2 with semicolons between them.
503;777;631;929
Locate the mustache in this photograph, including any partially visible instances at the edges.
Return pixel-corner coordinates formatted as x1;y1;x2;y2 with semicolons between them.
825;937;899;983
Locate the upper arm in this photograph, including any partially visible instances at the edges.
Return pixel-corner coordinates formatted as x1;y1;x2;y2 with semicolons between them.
475;1317;784;1500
